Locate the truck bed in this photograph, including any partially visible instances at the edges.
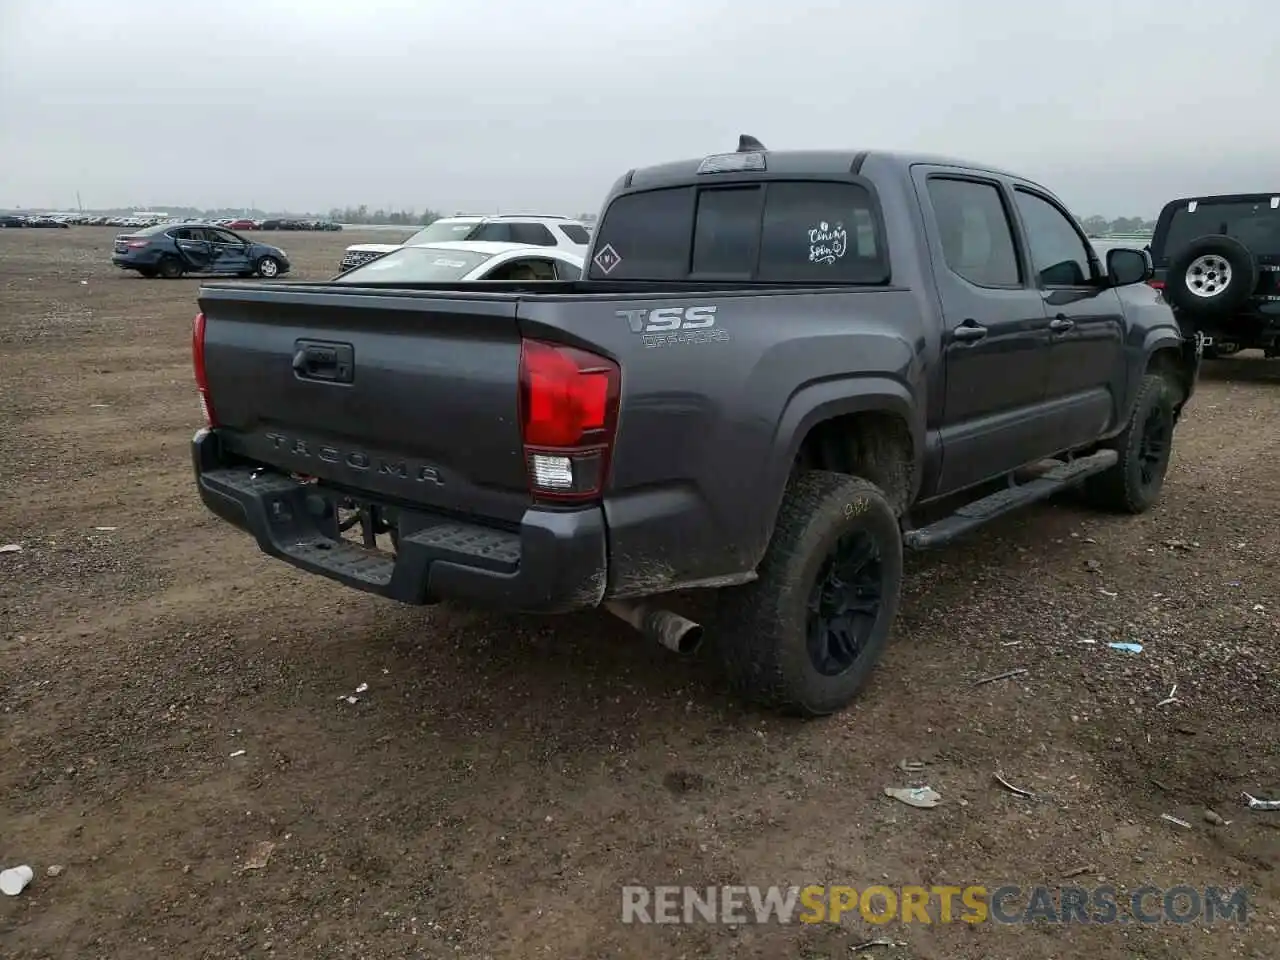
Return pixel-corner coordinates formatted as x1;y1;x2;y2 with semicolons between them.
192;278;921;611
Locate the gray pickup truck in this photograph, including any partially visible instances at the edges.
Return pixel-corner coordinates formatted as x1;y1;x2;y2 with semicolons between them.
190;136;1200;716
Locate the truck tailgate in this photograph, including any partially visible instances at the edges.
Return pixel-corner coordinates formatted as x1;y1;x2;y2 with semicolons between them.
198;284;529;522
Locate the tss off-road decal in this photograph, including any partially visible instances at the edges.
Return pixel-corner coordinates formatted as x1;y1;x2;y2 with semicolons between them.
617;305;730;348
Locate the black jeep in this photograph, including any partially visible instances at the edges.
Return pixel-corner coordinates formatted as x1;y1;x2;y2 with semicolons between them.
1150;192;1280;358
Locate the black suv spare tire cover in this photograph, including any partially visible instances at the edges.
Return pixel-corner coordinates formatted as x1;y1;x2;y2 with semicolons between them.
1165;234;1258;317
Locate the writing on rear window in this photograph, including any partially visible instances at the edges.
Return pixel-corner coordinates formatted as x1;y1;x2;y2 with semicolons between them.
808;220;848;265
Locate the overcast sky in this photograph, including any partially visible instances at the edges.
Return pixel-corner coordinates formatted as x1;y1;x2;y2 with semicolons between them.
1;0;1276;217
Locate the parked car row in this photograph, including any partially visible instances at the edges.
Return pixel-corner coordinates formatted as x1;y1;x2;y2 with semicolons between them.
254;218;343;231
0;213;343;230
201;217;342;232
2;214;178;228
0;214;70;228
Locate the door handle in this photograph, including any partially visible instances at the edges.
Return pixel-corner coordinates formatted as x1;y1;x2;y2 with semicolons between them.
951;321;988;342
292;339;354;383
1049;315;1075;333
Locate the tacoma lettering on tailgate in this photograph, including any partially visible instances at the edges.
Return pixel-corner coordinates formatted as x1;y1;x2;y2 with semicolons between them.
264;433;444;485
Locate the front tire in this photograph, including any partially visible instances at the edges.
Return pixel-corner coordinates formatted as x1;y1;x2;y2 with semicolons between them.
1082;373;1178;514
256;256;282;278
715;471;903;717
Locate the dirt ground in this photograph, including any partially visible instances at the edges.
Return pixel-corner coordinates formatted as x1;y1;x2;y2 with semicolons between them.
1;227;1277;960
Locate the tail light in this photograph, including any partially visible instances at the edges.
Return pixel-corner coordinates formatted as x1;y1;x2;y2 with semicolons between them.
124;239;150;249
192;311;218;427
1147;279;1165;290
518;338;620;502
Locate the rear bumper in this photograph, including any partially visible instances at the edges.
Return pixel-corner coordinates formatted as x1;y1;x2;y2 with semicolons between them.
191;428;607;612
1198;312;1280;339
112;253;160;268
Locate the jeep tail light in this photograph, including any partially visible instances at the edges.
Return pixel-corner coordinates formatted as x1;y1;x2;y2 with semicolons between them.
192;311;218;427
518;338;620;502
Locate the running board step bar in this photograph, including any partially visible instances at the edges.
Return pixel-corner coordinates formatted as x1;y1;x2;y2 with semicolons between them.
903;449;1119;550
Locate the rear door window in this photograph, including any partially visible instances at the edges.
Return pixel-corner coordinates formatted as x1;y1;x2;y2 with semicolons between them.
470;222;513;243
926;177;1021;287
589;180;887;282
508;222;557;246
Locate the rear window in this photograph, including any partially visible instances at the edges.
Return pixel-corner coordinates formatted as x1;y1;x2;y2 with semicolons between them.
403;220;481;245
331;246;492;283
1156;199;1280;259
588;180;888;283
558;223;591;244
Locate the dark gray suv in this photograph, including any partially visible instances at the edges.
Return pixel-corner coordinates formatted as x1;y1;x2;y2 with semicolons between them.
1150;193;1280;358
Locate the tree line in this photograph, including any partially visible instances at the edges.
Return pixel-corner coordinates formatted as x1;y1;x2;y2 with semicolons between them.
324;207;600;225
3;204;449;225
1079;215;1157;235
325;206;445;226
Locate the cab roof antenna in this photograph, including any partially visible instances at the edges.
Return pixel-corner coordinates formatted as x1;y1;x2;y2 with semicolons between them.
737;134;767;153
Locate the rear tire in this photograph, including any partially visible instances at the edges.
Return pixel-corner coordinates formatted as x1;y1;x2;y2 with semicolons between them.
714;471;903;717
1082;373;1177;514
156;256;184;280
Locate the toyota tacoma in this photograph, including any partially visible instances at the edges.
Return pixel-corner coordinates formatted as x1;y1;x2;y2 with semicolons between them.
189;136;1200;716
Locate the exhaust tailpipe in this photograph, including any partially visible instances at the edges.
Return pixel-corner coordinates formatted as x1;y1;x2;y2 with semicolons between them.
605;600;704;655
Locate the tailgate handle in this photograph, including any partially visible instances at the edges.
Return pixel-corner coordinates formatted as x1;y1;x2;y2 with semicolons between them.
292;339;354;384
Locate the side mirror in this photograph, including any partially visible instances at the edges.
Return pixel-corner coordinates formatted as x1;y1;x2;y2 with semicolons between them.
1106;247;1153;287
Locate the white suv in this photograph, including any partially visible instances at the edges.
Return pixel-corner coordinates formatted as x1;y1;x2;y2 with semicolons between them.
337;215;591;274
